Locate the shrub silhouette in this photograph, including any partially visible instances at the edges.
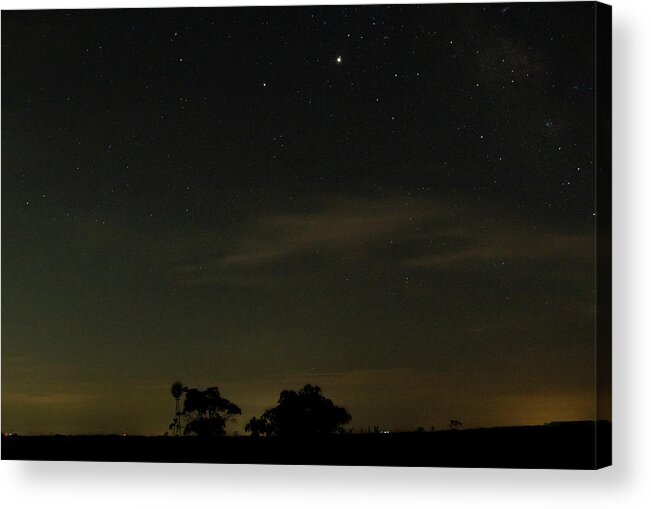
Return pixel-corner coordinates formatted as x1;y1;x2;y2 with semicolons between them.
245;384;351;437
170;386;241;437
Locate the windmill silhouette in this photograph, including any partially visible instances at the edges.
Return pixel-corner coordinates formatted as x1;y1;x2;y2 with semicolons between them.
171;381;184;437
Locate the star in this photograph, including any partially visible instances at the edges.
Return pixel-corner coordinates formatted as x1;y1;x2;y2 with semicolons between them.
336;56;342;64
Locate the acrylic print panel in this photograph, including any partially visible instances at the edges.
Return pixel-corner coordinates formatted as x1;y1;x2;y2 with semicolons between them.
1;2;611;468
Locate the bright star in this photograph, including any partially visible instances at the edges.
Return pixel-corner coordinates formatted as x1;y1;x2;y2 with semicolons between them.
336;56;342;64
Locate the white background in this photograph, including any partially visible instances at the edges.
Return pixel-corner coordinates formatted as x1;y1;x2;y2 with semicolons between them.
1;0;649;507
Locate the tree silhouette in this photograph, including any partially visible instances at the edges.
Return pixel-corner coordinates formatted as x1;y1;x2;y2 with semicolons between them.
245;384;351;437
170;385;241;437
245;416;268;438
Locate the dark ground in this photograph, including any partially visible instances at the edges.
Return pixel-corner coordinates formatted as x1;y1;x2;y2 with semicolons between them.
2;421;611;469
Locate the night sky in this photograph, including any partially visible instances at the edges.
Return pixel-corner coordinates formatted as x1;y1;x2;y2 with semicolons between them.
2;3;600;435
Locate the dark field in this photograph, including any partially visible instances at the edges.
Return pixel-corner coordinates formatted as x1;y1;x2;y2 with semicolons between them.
2;421;611;469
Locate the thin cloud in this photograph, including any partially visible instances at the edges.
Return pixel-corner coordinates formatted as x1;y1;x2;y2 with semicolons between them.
405;232;594;268
173;195;594;283
216;198;430;267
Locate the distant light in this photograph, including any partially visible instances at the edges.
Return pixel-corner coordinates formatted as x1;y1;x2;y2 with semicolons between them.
336;56;342;64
